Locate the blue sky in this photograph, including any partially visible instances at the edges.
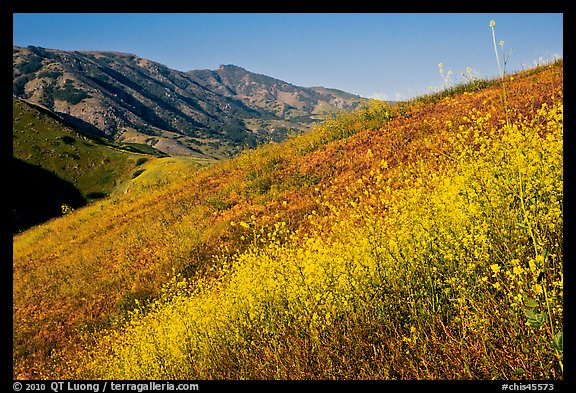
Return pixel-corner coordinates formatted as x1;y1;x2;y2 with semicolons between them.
13;13;563;100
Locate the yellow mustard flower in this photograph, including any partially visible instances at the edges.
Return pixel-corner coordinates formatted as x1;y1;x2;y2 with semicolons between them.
532;284;543;296
490;263;501;275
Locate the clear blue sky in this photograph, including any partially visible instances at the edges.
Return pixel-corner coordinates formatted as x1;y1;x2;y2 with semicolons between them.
13;13;563;100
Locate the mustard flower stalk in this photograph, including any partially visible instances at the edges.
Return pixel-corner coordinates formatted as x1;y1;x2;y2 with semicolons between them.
490;20;503;78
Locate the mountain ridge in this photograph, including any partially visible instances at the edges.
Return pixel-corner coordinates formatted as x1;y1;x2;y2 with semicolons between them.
13;45;366;158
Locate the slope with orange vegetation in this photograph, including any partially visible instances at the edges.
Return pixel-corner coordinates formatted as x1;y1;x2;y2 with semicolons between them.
13;60;562;379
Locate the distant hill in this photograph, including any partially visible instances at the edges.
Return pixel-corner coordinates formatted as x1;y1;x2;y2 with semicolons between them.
187;65;363;136
13;46;365;158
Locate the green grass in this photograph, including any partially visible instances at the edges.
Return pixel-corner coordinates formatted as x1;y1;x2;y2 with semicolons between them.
13;98;142;198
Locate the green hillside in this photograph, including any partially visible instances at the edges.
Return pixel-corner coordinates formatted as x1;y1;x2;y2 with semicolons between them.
12;97;171;232
13;61;563;380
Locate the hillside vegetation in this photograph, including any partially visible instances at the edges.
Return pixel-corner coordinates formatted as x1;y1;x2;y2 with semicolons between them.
13;60;562;379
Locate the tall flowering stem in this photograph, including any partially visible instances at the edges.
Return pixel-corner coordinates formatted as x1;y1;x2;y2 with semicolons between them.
490;20;509;127
490;20;503;77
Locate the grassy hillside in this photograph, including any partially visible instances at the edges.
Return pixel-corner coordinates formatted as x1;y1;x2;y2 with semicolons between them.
12;97;171;232
13;60;563;379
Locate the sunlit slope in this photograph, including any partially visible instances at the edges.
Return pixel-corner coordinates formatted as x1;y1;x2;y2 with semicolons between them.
13;61;562;379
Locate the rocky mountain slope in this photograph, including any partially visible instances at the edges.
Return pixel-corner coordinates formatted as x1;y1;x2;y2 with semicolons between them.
13;45;365;158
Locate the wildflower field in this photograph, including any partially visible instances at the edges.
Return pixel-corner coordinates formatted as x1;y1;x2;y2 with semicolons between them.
13;59;562;380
